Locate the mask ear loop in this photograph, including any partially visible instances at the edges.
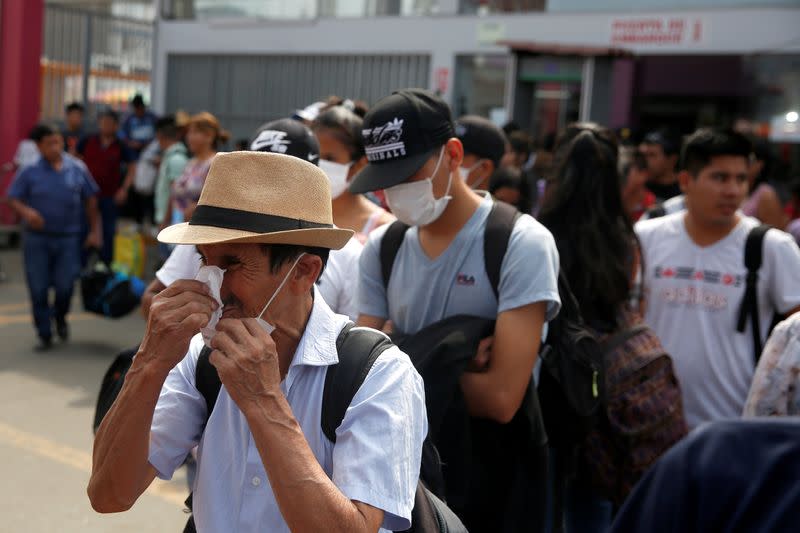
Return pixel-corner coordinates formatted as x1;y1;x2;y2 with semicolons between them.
465;159;486;189
429;145;453;200
257;252;306;319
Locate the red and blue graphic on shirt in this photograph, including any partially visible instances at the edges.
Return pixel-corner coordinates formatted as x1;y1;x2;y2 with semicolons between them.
654;266;744;311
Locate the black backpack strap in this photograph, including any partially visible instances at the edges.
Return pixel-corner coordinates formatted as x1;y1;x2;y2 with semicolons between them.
483;200;521;300
736;224;771;363
380;221;411;289
321;323;395;442
646;204;667;219
195;345;222;425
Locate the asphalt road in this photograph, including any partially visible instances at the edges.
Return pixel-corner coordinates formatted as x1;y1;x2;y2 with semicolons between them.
0;245;189;532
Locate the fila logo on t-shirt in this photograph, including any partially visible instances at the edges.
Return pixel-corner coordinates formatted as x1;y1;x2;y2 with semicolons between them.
456;273;476;287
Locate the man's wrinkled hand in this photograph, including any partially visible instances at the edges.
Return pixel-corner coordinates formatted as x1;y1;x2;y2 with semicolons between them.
138;280;218;374
209;319;281;413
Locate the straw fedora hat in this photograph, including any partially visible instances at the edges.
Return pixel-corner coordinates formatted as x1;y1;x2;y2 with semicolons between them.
158;151;353;249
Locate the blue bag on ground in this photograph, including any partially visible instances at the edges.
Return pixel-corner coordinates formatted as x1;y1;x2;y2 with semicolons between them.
80;252;143;318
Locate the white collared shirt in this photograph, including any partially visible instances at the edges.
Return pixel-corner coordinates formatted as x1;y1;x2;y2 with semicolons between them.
148;287;427;532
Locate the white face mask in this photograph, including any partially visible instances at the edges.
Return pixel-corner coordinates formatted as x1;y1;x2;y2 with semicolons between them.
385;147;451;227
319;159;353;200
255;253;305;336
459;160;486;189
195;265;226;347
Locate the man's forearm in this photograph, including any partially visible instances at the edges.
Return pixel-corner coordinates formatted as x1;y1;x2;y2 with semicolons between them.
85;198;101;235
9;199;31;220
88;355;167;512
244;393;378;533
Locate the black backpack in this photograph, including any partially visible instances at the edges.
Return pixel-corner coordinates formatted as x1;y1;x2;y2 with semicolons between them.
380;201;604;530
184;323;466;533
736;224;783;362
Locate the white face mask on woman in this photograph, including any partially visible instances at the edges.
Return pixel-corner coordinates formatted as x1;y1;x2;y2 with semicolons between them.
254;253;305;336
384;146;451;227
459;160;486;190
319;159;353;199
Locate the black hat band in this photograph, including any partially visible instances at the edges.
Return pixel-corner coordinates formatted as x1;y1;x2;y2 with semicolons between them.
190;205;332;233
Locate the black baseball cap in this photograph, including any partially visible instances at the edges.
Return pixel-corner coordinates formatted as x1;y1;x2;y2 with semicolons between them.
349;88;455;194
642;128;680;156
249;118;320;165
455;115;507;168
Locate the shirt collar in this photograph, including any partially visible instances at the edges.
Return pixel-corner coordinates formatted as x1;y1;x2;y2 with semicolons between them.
288;286;343;371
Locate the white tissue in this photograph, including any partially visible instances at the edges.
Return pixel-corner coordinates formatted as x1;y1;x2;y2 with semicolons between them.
195;265;225;347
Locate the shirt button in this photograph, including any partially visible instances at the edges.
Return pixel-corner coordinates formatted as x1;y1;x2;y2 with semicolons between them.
251;476;261;487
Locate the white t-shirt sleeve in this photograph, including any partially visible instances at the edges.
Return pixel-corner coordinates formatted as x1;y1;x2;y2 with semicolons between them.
332;346;427;531
318;238;363;321
156;244;202;287
148;335;206;480
498;214;561;318
357;225;391;320
765;229;800;314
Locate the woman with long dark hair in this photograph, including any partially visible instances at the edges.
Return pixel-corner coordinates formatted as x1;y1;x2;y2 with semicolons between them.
539;123;638;332
538;123;640;533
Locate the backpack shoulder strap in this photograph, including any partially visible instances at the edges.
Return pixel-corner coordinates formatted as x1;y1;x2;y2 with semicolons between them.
484;200;521;300
321;323;395;443
195;345;222;426
380;221;411;289
736;224;771;363
646;204;667;219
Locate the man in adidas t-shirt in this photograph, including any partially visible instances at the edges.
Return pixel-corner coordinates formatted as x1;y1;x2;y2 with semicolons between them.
636;128;800;429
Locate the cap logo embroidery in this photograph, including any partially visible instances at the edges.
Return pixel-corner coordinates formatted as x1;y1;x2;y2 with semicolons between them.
363;118;406;161
250;130;291;153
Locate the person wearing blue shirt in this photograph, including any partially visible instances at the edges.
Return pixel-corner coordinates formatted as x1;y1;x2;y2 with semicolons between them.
8;124;102;351
120;94;158;160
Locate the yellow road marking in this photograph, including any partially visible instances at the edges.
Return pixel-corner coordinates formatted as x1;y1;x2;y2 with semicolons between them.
0;312;95;326
0;421;187;506
0;302;30;312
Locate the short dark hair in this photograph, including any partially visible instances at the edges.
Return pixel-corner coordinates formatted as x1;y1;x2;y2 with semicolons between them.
642;128;681;156
65;102;84;114
155;115;179;138
680;128;752;176
259;244;330;279
99;109;119;123
508;130;532;157
29;123;59;143
131;94;145;108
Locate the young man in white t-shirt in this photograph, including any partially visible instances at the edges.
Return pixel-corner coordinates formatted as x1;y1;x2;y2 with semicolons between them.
636;128;800;428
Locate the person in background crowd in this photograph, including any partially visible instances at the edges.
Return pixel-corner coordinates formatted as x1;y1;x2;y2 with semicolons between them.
120;94;158;160
636;128;800;429
740;139;788;229
88;151;426;532
62;102;85;157
538;123;641;532
153;116;189;230
640;128;681;202
785;177;800;245
619;145;656;221
234;138;249;151
130;139;161;226
743;313;800;416
352;89;560;532
163;112;229;228
1;127;41;175
502;129;533;171
312;104;394;243
143;118;364;322
77;109;136;264
7;124;101;350
455;115;507;192
488;166;531;212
